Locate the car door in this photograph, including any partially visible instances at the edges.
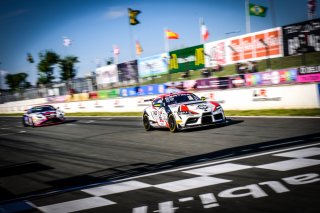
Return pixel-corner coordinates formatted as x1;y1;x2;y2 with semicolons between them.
151;98;167;127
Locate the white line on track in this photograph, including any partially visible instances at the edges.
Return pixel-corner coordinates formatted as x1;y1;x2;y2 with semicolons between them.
114;142;320;183
0;130;26;136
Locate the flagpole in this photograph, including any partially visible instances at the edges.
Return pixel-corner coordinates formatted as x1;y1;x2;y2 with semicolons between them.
270;0;277;27
128;24;135;60
164;28;169;52
245;0;250;33
199;17;203;44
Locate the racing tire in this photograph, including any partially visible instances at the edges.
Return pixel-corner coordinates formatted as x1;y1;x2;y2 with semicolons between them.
143;114;153;131
22;116;28;127
168;114;178;133
29;117;35;128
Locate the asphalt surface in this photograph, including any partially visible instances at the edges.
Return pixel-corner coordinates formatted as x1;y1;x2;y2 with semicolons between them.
0;116;320;213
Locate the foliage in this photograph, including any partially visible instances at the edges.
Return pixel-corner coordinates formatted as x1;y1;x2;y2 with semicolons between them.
5;73;31;91
58;56;79;81
37;50;60;84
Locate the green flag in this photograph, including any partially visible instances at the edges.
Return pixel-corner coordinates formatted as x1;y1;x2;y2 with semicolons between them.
249;3;268;17
128;8;141;25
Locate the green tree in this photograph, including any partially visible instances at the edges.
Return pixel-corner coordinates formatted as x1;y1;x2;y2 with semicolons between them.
37;50;60;84
5;73;31;91
59;56;79;81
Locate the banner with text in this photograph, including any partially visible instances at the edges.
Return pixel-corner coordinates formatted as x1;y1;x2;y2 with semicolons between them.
282;18;320;56
96;64;119;86
245;69;297;86
228;27;283;63
138;53;169;78
117;60;139;83
169;45;205;73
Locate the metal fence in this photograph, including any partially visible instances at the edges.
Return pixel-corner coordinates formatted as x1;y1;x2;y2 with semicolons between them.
0;78;94;104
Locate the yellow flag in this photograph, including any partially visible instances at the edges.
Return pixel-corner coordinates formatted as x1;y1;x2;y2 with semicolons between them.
128;8;141;25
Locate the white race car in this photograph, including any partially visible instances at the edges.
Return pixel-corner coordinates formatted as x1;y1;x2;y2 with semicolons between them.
143;92;226;132
22;105;65;127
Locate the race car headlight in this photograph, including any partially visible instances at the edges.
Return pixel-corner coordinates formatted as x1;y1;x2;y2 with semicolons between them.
213;105;221;111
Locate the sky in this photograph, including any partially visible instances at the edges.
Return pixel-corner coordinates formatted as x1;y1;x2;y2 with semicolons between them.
0;0;319;87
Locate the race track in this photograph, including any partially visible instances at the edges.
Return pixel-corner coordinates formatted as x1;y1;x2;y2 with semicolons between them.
0;116;320;213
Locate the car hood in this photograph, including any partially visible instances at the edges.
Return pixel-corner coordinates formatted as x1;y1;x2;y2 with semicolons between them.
169;101;218;113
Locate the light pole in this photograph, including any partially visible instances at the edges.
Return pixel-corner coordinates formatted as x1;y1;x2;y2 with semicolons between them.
0;62;2;91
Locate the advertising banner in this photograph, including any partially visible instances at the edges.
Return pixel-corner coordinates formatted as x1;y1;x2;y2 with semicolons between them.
97;89;119;99
138;53;169;78
297;65;320;83
282;18;320;56
204;39;228;67
195;77;230;90
95;65;119;86
245;69;297;86
229;75;247;88
119;84;165;97
228;27;283;63
164;80;197;93
169;45;205;73
117;60;139;82
298;65;320;75
297;73;320;83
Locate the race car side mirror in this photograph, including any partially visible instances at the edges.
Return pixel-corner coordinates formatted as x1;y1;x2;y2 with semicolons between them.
201;97;206;101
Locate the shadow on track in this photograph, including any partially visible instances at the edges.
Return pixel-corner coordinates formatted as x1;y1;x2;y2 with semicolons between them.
30;119;78;128
149;118;243;132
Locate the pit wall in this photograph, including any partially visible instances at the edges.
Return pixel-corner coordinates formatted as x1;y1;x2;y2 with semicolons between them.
0;83;319;114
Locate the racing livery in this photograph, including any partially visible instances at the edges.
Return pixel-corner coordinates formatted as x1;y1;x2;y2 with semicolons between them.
22;105;65;127
143;92;226;132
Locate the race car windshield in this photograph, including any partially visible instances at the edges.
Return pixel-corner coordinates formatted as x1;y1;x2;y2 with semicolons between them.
31;106;55;113
165;94;201;105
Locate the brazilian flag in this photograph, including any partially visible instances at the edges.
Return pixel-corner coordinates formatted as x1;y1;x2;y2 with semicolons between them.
249;3;268;17
128;8;141;25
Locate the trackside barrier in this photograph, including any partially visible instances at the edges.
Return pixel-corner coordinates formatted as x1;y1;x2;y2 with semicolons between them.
0;84;319;114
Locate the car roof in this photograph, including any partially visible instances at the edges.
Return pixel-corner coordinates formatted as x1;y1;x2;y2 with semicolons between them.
31;105;54;109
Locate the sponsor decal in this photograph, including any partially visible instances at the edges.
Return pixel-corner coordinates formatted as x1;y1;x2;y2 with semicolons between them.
197;104;209;110
114;100;124;108
252;89;281;101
